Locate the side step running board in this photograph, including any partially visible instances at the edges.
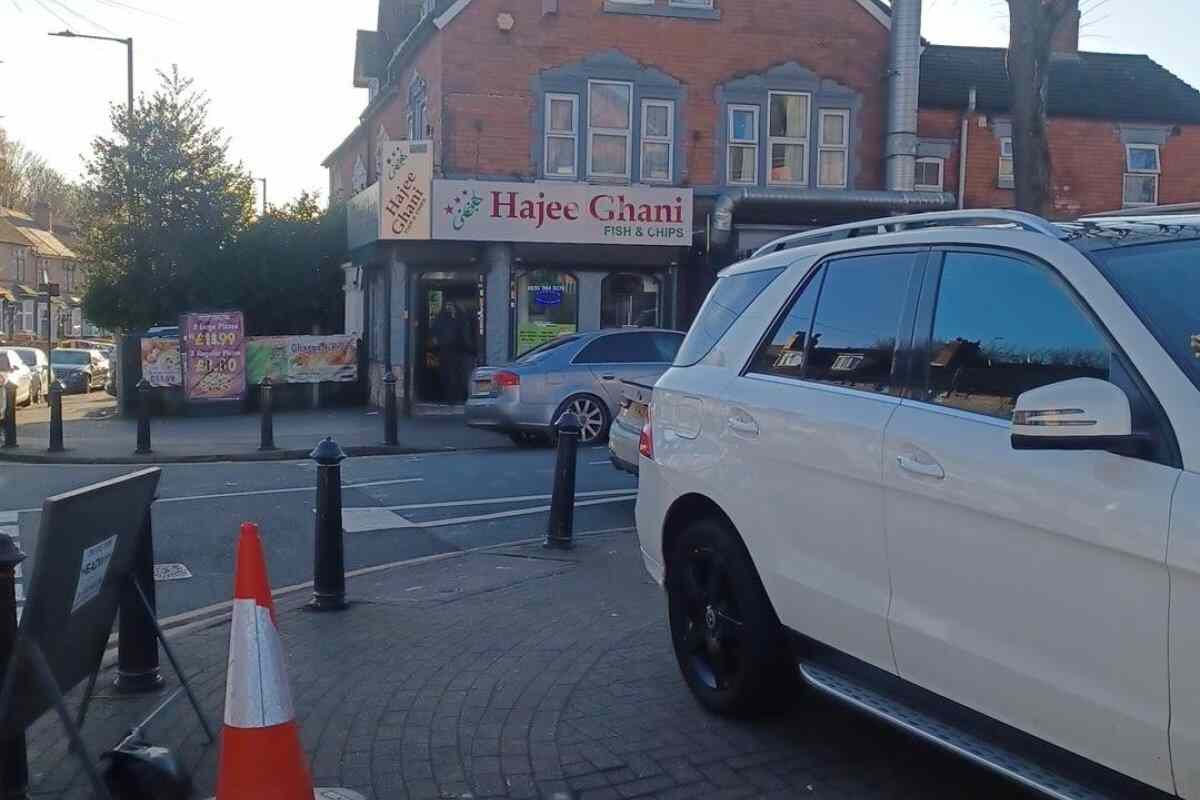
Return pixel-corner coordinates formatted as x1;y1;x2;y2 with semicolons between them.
798;660;1162;800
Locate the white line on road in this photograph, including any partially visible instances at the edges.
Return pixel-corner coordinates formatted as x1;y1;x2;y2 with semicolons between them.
419;495;635;528
588;460;612;465
154;476;423;505
380;488;636;512
344;493;636;534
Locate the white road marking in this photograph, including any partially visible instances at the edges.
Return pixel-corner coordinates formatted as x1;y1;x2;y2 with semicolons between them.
588;460;612;465
419;495;635;528
343;507;416;533
154;476;423;505
344;494;636;534
0;511;35;524
380;488;636;512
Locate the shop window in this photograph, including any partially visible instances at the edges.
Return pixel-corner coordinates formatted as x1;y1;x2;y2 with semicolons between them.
768;91;810;185
601;273;661;328
515;270;579;355
545;93;579;178
588;80;633;179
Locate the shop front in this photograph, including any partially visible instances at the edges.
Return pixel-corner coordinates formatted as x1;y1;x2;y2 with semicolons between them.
346;146;693;411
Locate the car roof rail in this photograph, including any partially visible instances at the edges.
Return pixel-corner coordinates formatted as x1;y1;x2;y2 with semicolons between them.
752;209;1064;258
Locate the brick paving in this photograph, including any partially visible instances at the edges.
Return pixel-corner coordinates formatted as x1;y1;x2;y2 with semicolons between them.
24;532;1032;799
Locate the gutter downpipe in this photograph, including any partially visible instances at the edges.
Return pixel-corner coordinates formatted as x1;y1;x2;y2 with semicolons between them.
885;0;922;192
958;86;977;209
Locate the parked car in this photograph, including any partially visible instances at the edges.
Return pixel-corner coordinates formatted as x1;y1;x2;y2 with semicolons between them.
608;380;652;474
0;348;34;409
51;348;109;393
638;209;1200;799
465;328;684;446
9;347;49;404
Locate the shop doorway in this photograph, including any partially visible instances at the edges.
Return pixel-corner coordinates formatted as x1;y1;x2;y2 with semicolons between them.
415;273;483;405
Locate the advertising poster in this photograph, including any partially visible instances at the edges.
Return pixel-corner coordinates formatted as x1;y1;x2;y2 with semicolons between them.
516;323;576;353
181;311;246;401
245;335;359;384
245;336;289;384
141;338;182;387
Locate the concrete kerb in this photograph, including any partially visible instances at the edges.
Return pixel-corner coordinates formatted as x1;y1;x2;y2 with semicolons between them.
0;442;513;465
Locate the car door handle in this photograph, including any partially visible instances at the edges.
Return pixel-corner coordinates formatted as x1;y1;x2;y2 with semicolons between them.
728;413;759;437
896;455;945;480
601;374;616;381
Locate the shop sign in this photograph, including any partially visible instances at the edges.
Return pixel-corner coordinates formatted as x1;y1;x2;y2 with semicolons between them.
246;335;359;385
432;180;692;246
347;182;380;250
380;140;432;240
533;286;564;306
181;311;246;401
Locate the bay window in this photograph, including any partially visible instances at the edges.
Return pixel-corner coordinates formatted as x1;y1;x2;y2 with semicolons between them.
768;91;809;185
588;80;633;179
817;109;849;188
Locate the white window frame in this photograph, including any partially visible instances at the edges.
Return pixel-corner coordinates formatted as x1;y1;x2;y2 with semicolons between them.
669;0;714;6
19;300;33;333
817;109;849;189
1123;144;1161;207
587;79;634;181
998;136;1014;188
639;98;674;184
767;91;810;186
726;104;759;186
544;93;579;179
914;156;945;192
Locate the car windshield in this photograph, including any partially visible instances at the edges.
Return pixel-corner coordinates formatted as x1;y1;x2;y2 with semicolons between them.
1089;238;1200;393
514;335;580;365
53;350;92;365
11;350;38;366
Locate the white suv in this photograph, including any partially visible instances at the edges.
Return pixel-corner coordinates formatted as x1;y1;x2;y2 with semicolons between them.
637;210;1200;799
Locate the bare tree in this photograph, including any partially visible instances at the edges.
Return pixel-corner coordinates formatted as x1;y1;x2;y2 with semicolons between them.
1005;0;1076;215
0;126;85;222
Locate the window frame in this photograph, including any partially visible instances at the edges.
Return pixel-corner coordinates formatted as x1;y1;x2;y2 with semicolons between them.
767;91;811;187
726;104;760;186
669;0;713;6
544;92;580;179
998;136;1014;189
914;157;945;192
1123;143;1161;207
587;79;634;180
640;98;675;184
816;108;850;189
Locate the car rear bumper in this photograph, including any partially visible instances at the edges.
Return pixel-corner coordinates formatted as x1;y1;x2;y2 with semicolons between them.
636;459;671;587
608;419;641;474
464;392;555;433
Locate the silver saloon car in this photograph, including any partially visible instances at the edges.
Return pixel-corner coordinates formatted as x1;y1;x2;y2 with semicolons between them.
465;328;683;446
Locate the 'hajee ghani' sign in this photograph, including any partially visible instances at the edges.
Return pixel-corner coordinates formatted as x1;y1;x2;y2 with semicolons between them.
380;140;432;240
432;180;692;246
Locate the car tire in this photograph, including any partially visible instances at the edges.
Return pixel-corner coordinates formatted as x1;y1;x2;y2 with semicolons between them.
666;517;797;717
554;394;610;446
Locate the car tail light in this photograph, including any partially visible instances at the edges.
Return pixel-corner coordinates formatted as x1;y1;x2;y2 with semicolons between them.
639;409;654;460
494;370;520;388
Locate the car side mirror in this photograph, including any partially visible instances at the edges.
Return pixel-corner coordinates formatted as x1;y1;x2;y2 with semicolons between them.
1011;378;1143;456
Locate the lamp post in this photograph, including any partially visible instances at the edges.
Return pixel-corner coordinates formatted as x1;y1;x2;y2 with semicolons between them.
253;176;268;215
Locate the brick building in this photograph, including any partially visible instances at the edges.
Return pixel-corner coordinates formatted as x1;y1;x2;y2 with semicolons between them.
323;0;1199;409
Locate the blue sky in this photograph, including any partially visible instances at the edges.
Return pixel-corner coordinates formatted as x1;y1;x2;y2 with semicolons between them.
0;0;1195;207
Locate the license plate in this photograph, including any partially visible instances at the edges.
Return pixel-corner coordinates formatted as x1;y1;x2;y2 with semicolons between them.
473;380;492;395
623;403;646;421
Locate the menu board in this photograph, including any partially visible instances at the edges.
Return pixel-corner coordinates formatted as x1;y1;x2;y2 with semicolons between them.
141;338;182;387
181;311;246;401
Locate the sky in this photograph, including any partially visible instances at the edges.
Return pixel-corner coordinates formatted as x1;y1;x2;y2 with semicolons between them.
0;0;1196;208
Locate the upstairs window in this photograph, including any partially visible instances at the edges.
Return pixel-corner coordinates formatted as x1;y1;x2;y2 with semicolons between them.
915;157;945;192
640;99;674;183
998;136;1014;188
1124;144;1160;207
545;93;579;178
727;105;759;185
768;91;809;185
669;0;713;5
588;80;633;180
817;109;849;189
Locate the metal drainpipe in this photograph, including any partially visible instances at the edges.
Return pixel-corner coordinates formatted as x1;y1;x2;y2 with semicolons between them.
958;87;977;209
885;0;922;192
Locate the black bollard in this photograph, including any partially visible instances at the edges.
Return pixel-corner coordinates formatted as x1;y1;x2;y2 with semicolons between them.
309;437;348;611
2;383;16;449
258;377;275;451
0;533;29;800
114;509;163;693
544;412;581;550
135;379;152;455
47;380;63;453
383;372;398;446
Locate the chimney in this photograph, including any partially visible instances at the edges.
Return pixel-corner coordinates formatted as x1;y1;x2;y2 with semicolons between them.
1051;1;1081;56
885;0;923;191
32;201;53;233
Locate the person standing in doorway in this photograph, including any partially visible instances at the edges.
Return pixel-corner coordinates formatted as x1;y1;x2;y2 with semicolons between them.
432;302;465;402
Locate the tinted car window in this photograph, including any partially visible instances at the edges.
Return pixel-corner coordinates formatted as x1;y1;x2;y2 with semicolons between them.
650;332;684;363
674;268;785;367
748;265;825;378
575;332;662;364
804;253;916;394
52;350;91;365
0;352;12;371
514;336;580;364
926;251;1110;419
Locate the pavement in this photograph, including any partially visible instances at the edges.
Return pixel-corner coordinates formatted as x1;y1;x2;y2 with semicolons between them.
1;393;511;463
20;530;1030;800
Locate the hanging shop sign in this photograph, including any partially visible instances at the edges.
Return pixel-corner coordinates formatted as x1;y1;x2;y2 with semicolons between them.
432;180;693;246
181;311;246;401
346;140;434;249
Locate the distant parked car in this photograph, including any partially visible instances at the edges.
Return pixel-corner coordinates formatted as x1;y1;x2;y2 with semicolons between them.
51;348;109;393
0;348;34;409
466;328;684;446
9;347;49;404
608;380;652;474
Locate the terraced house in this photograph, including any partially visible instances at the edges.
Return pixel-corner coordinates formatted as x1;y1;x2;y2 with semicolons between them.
324;0;1200;410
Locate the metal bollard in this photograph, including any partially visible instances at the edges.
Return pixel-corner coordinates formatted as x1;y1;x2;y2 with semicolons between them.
2;383;16;449
544;413;581;550
0;533;29;799
135;379;152;455
114;509;163;693
47;380;64;453
259;377;275;451
383;372;398;446
309;437;348;611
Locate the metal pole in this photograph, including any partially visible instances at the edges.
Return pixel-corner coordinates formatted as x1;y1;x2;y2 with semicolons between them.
135;378;151;455
544;412;580;550
114;509;162;693
309;437;347;611
383;371;398;446
259;377;275;451
0;534;29;800
2;384;15;449
46;380;63;453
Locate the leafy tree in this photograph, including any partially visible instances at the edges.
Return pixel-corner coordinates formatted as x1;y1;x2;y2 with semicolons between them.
80;67;256;331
